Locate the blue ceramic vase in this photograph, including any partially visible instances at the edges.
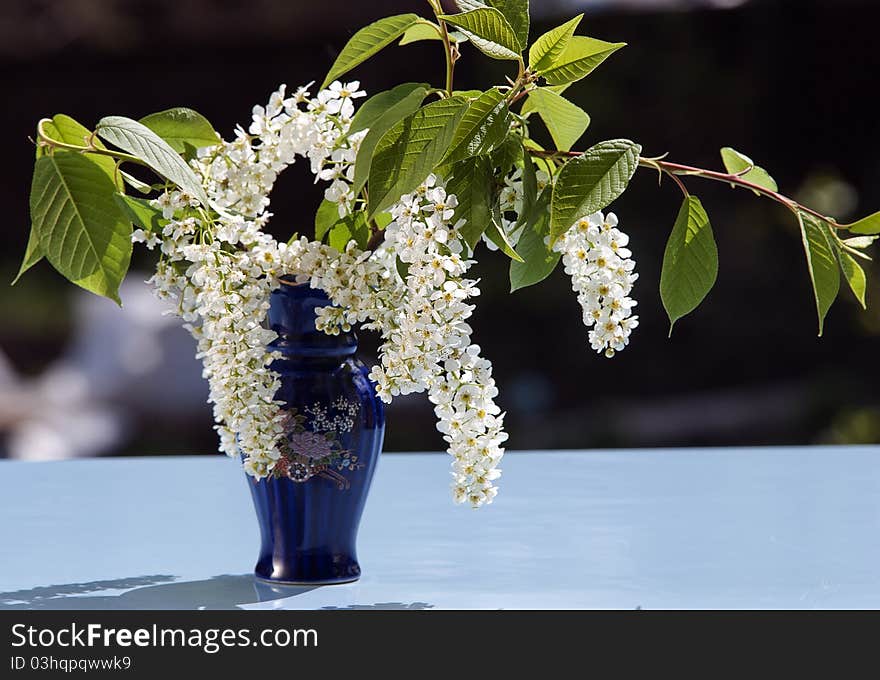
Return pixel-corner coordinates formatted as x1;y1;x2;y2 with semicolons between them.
246;281;384;585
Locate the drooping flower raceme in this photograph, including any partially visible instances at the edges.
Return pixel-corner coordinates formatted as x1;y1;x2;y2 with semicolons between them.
374;176;507;506
553;212;639;357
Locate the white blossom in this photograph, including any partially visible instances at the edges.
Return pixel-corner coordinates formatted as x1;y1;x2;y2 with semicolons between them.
553;211;640;357
128;79;632;508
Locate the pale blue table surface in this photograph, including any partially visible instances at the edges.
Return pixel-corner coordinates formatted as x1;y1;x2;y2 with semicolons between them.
1;447;879;610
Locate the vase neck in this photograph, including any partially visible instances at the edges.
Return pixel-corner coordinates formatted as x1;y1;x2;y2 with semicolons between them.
267;282;357;359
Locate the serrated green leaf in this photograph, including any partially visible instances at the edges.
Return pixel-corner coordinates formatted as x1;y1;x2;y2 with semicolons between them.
454;0;528;47
96;116;209;207
12;227;43;285
452;89;484;99
399;21;467;46
550;139;641;242
518;144;538;225
328;212;370;251
521;88;590;152
489;133;522;177
24;114;122;281
720;147;778;194
660;196;719;333
315;198;341;242
139;108;220;158
847;211;880;235
348;82;430;135
442;88;510;164
399;21;443;45
528;14;583;72
30;152;132;303
439;8;521;60
485;213;524;261
367;97;466;218
39;115;119;183
446;156;494;248
351;86;429;196
837;249;867;309
539;36;625;85
798;212;840;336
510;190;558;291
321;14;420;89
485;215;521;260
114;193;164;232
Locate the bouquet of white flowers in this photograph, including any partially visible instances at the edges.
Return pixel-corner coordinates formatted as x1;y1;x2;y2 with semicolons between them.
19;0;880;507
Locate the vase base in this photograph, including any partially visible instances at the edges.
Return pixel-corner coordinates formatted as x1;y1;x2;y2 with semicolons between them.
254;574;360;587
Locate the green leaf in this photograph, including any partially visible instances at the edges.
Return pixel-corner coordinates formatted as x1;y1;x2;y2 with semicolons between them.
96;116;209;207
441;88;510;164
720;147;778;194
485;213;524;261
510;190;558;291
120;171;154;194
446;156;494;248
847;211;880;235
348;82;430;135
351;85;429;196
114;193;164;232
521;88;590;152
837;249;867;309
528;14;582;72
454;0;529;47
798;212;840;336
17;116;116;280
315;198;341;242
367;97;466;218
660;196;719;333
396;256;410;281
539;36;626;85
38;115;118;183
321;14;421;89
12;227;43;285
488;132;522;177
399;21;443;45
518;144;538;225
139;108;220;158
30;152;132;304
439;8;521;60
328;212;370;251
550;139;641;243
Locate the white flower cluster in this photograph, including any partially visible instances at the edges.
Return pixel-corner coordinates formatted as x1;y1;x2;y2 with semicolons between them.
482;165;551;253
377;176;507;506
553;212;639;357
129;79;637;508
195;80;367;220
140;82;370;479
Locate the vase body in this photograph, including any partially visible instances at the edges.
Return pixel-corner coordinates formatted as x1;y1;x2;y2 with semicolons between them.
246;282;384;585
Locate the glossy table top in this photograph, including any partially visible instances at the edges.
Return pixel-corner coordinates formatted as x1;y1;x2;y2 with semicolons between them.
1;447;879;610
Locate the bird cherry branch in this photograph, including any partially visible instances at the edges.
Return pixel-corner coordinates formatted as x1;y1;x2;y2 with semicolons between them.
528;148;849;229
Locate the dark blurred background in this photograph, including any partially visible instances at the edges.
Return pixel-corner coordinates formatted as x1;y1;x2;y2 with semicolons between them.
2;0;879;461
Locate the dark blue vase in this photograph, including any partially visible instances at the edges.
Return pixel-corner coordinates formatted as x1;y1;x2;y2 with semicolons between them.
246;281;384;585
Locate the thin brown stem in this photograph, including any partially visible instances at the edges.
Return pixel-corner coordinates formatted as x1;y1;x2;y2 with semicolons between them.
527;148;846;229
